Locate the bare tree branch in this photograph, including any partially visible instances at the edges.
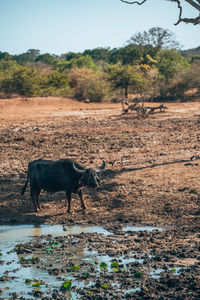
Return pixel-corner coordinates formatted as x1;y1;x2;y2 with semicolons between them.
184;0;200;10
176;15;200;24
173;0;183;25
120;0;200;24
120;0;148;4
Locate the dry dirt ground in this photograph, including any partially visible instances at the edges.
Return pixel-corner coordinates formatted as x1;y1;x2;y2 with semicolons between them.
0;97;200;298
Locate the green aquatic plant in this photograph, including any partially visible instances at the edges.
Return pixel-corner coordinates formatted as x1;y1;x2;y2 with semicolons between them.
20;256;39;263
100;262;107;270
72;265;81;271
88;290;96;296
32;281;42;287
25;278;31;283
61;280;72;291
111;261;119;269
29;256;38;261
51;241;59;246
101;284;108;290
83;272;89;278
112;268;119;272
45;247;54;253
20;257;25;262
171;267;176;273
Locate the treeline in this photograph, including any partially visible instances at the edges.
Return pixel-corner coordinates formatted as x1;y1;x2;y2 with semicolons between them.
0;27;200;102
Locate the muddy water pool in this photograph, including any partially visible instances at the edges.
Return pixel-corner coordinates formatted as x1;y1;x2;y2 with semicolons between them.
0;224;168;299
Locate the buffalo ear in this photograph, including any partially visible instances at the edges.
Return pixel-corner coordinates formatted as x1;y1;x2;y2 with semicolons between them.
96;160;106;173
73;163;86;174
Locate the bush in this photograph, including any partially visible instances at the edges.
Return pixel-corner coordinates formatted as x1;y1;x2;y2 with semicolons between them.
38;71;73;97
70;68;110;102
1;66;39;96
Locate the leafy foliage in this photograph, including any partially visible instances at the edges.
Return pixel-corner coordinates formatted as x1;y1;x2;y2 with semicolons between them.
61;280;72;291
0;27;199;101
100;262;108;270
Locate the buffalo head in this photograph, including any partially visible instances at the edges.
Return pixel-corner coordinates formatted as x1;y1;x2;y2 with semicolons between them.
73;160;105;188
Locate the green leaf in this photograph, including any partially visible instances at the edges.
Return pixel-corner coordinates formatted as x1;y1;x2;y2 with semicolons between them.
111;261;119;269
29;256;38;261
61;280;72;291
112;268;119;272
25;278;31;283
72;265;81;271
100;262;107;270
101;284;108;290
171;268;176;273
20;257;26;261
32;281;42;287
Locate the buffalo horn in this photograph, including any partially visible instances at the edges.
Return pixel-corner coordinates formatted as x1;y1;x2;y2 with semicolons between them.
96;160;106;173
73;163;86;174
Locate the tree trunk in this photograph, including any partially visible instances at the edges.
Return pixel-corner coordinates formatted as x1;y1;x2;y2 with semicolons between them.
125;86;128;98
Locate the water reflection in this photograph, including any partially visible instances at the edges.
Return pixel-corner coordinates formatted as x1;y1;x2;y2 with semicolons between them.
0;224;110;243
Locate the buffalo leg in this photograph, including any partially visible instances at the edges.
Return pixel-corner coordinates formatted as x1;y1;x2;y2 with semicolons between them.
35;188;42;211
30;189;38;212
66;192;73;213
78;190;87;210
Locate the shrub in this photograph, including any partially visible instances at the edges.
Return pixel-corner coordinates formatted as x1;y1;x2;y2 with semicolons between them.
1;66;39;96
70;68;110;102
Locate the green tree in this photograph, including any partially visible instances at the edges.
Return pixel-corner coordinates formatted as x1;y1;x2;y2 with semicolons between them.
40;71;72;97
83;47;111;62
156;49;189;82
108;63;146;97
1;66;38;96
35;53;57;65
14;49;40;63
109;46;142;65
0;52;14;61
69;55;96;70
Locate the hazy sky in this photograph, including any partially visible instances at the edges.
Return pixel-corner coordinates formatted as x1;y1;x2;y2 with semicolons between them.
0;0;199;55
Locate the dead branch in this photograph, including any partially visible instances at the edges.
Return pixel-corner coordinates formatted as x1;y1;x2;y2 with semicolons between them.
121;100;168;117
145;103;168;113
120;0;148;4
120;0;200;25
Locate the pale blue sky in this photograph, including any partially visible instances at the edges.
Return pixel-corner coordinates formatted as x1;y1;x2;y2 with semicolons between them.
0;0;199;55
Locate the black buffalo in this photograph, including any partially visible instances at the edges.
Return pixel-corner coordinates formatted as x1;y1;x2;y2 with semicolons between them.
21;158;105;213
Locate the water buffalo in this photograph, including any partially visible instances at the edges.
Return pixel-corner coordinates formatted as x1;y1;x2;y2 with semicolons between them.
21;158;105;213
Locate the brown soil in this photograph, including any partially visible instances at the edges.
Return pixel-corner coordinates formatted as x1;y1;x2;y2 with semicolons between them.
0;97;200;298
0;97;199;229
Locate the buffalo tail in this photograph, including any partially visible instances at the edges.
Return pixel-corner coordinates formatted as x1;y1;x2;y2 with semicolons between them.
21;176;29;195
